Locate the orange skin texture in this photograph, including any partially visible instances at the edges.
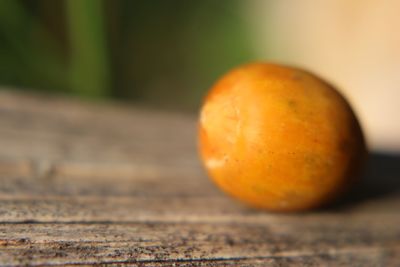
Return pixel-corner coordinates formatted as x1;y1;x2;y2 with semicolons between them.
198;63;366;212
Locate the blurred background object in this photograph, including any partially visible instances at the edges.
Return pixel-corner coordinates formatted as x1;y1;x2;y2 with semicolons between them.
0;0;398;152
0;0;254;110
246;0;400;152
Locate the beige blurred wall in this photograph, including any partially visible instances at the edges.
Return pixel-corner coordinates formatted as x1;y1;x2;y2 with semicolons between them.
245;0;400;152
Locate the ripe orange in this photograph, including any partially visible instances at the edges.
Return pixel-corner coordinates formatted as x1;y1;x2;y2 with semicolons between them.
198;63;366;211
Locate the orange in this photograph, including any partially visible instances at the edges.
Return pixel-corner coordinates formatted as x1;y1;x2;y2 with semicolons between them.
198;63;366;211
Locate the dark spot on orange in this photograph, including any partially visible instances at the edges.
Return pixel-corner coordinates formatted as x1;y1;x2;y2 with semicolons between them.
291;72;302;81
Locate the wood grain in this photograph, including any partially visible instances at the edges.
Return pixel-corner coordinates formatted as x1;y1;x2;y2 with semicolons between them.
1;222;399;266
0;90;399;266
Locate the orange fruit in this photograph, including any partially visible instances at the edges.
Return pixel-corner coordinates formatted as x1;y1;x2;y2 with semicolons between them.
198;63;366;211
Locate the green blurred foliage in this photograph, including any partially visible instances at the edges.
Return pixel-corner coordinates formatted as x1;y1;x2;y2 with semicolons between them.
0;0;256;111
0;0;67;92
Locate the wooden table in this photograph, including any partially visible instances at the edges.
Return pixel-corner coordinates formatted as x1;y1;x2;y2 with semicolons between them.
0;91;399;266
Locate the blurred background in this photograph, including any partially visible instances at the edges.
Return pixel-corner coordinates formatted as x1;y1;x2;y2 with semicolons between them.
0;0;399;152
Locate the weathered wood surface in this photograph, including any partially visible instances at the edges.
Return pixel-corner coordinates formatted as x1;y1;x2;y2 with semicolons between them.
0;90;399;266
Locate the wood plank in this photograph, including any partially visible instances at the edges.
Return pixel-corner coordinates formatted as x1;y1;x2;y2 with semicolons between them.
0;222;399;266
0;90;399;266
0;156;399;224
0;160;211;197
0;194;400;223
0;90;197;165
